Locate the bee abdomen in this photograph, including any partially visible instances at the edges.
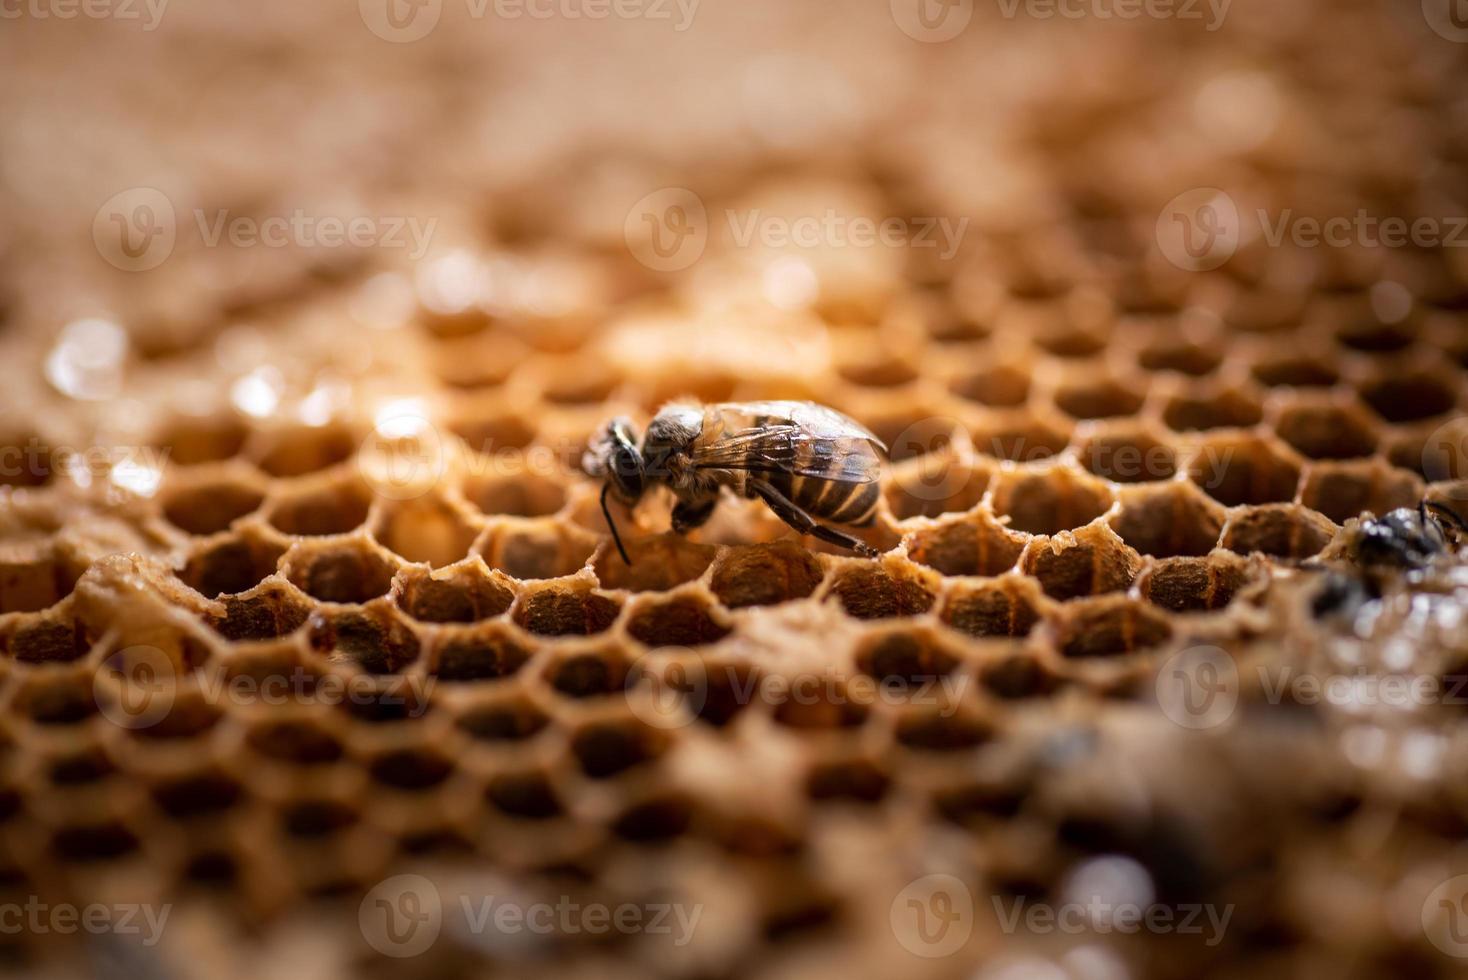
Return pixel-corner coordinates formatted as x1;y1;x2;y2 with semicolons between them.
784;474;880;527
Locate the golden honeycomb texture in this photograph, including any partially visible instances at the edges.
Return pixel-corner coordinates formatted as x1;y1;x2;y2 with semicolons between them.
3;0;1468;977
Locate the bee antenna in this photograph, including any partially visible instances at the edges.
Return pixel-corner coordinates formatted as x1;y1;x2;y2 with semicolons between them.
601;483;633;565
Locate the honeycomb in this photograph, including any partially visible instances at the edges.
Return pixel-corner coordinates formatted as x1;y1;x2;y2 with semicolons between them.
3;1;1468;977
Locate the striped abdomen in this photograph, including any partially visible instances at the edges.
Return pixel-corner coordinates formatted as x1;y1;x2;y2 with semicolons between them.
761;465;881;527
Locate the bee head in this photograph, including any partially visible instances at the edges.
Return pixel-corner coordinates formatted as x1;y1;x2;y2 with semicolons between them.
585;418;644;565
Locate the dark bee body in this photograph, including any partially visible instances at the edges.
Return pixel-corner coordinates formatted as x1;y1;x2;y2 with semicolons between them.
586;400;887;561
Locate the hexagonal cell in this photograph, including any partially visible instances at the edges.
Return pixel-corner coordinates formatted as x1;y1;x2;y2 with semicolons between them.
883;455;991;520
893;711;992;752
863;412;960;463
513;585;621;636
182;532;286;598
806;760;889;803
1220;286;1308;334
827;564;938;620
285;543;397;604
1024;523;1141;601
1053;377;1145;421
367;747;454;791
268;479;373;536
373;495;480;568
1076;430;1177;484
153;416;250;466
542;646;628;697
1162;388;1263;432
907;513;1026;577
770;679;868;730
449;409;539;455
1335;316;1417;352
1299;461;1422;526
625;594;731;647
0;548;77;615
710;542;824;608
3;615;95;664
211;588;313;642
592;536;716;592
280;799;360;838
1358;372;1458;424
990;467;1113;536
429;330;528;389
1056;597;1173;658
1140;553;1256;613
855;629;958;684
570;718;667;779
244;718;345;765
972;417;1071;463
10;670;98;725
1275;403;1378;460
310;609;421;674
942;580;1042;638
1137;337;1222;377
397;565;515;623
125;686;223;740
1187;435;1302;507
430;626;532;681
611;794;697;842
1221;504;1337;560
463;468;568;519
151;771;242;819
949;364;1032;408
486;771;563;820
1109;484;1224;558
254;425;357;478
1250;354;1340;389
162;480;266;536
479;524;596;581
455;694;549;741
979;653;1062;699
541;363;621;406
836;353;919;389
51;821;141;862
0;430;52;487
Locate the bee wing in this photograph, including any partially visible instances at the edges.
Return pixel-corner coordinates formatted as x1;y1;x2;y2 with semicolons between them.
689;416;883;485
720;400;888;451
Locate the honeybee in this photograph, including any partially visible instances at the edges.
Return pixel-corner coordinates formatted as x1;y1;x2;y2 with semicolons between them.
585;400;887;563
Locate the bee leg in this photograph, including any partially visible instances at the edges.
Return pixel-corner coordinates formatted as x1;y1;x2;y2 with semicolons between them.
671;495;718;533
748;480;881;558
